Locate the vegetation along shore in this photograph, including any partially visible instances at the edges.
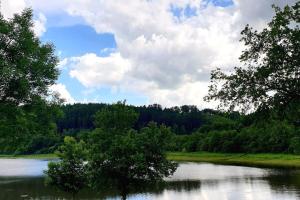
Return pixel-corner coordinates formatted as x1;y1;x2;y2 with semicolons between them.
2;152;300;169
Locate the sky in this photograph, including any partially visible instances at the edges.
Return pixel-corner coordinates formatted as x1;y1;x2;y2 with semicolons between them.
1;0;296;108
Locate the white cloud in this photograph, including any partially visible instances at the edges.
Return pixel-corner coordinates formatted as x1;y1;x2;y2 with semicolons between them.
60;0;297;108
137;80;219;108
1;0;47;36
1;0;26;19
49;83;75;103
57;57;69;69
33;12;47;36
25;0;69;14
69;53;131;88
6;0;297;108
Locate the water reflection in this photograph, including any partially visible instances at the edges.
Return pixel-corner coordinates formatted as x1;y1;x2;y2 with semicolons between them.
0;159;300;200
0;158;49;176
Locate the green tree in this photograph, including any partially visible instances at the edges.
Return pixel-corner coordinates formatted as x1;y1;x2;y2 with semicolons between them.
45;136;87;199
205;3;300;114
0;95;63;154
88;102;177;199
93;100;138;132
0;8;59;105
0;8;61;154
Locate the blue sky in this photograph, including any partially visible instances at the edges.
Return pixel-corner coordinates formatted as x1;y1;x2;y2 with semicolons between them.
2;0;289;108
41;24;148;104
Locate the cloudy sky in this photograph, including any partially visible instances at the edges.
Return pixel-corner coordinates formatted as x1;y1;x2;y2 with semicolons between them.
1;0;296;108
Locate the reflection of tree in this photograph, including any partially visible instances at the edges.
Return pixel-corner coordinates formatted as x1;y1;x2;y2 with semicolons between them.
98;179;202;200
4;170;300;199
130;180;201;194
0;177;201;200
264;170;300;196
0;177;74;200
162;180;202;192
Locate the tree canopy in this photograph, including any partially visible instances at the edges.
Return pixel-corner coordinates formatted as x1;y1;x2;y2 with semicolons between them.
56;103;206;135
0;9;59;105
0;8;61;154
88;102;178;196
205;2;300;114
45;136;87;198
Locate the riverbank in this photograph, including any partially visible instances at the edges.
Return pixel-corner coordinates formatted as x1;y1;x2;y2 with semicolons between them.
0;154;57;160
167;152;300;169
2;152;300;169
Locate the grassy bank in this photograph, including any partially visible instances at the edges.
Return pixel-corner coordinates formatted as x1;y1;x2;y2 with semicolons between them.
0;154;57;160
1;152;300;169
167;152;300;169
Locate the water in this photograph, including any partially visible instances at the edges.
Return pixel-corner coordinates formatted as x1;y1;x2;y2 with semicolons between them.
1;159;300;200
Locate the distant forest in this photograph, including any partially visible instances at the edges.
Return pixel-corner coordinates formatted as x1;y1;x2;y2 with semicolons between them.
57;102;300;154
56;103;240;135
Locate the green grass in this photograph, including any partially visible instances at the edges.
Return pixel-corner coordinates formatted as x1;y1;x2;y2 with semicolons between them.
1;152;300;169
167;152;300;169
0;154;57;160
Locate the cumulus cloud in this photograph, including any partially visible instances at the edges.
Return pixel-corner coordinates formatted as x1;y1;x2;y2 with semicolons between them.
1;0;47;36
3;0;297;108
32;12;47;36
1;0;26;19
50;83;75;103
59;0;296;108
68;53;131;88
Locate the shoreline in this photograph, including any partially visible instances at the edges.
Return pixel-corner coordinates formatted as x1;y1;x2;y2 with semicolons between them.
167;152;300;169
0;154;57;160
1;152;300;169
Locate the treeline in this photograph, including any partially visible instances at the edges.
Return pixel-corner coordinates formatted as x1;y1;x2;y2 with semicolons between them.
168;109;300;154
2;100;299;155
57;103;219;135
62;103;300;154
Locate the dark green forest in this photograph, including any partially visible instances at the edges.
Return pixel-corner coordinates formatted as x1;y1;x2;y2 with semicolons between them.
57;103;212;134
57;102;300;154
2;100;299;155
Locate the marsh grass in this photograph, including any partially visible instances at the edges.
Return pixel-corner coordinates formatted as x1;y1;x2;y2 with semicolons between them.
0;154;57;160
2;152;300;169
167;152;300;169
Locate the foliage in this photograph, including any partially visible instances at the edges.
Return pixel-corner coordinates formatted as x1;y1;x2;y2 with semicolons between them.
0;9;59;105
0;9;62;154
87;102;178;196
56;101;299;155
167;152;300;169
0;97;63;154
45;136;87;197
93;100;138;132
168;118;298;154
289;136;300;154
57;103;206;134
205;2;300;114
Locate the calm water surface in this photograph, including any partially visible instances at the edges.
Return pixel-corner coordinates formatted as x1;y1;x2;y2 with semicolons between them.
0;159;300;200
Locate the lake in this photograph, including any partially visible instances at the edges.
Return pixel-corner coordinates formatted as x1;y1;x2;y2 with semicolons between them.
0;159;300;200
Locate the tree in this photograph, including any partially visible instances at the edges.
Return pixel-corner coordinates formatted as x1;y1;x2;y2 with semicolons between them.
45;136;87;199
205;3;300;114
87;102;177;199
0;8;59;105
0;8;61;154
57;103;205;135
93;100;138;132
0;92;63;154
